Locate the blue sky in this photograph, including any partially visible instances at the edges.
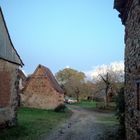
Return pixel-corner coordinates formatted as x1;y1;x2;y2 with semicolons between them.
0;0;124;74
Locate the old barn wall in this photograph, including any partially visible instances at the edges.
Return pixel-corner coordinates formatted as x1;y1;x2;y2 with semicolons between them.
22;77;64;110
0;59;19;128
21;65;64;110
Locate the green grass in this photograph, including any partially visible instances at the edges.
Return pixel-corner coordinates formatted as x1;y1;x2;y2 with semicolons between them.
75;101;118;125
73;100;97;109
96;114;120;140
97;114;119;125
74;101;116;110
0;107;71;140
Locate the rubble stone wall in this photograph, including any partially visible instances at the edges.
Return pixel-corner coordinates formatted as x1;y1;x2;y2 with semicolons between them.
0;59;19;128
124;0;140;139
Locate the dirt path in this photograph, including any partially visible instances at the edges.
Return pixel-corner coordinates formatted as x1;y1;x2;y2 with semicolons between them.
42;105;119;140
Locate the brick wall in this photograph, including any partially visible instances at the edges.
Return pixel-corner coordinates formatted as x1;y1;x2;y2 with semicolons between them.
0;59;19;128
34;65;46;76
22;77;64;109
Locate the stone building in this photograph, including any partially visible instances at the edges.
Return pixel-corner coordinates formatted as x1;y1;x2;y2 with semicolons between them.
114;0;140;139
0;8;23;128
21;64;64;109
18;69;26;91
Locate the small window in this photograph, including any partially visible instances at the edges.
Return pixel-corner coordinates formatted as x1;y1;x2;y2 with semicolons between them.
136;81;140;110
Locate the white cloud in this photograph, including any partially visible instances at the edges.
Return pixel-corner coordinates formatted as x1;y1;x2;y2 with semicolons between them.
65;65;70;68
84;61;124;81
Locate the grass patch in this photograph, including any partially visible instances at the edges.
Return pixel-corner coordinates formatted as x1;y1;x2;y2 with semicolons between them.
73;101;116;111
96;114;122;140
97;114;119;125
0;107;71;140
75;101;118;125
96;102;116;110
73;101;97;109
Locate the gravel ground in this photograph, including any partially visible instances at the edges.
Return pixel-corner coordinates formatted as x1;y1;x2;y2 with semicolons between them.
41;105;123;140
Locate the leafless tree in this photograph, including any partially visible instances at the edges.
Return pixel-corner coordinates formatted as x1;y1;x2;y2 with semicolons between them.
99;72;111;107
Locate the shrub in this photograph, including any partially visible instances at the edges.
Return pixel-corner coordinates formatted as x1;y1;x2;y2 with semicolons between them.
115;87;125;136
54;104;66;112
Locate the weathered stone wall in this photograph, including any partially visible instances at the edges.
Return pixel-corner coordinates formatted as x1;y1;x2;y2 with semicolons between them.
22;77;64;110
124;0;140;139
21;65;64;110
0;59;19;128
114;0;140;139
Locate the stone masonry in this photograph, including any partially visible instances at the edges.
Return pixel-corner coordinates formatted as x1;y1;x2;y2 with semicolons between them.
114;0;140;139
0;7;23;128
0;59;19;127
22;65;64;110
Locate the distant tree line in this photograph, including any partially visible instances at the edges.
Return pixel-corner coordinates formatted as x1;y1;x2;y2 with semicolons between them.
55;66;124;107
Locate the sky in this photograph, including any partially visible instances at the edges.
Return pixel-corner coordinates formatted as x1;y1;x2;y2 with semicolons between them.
0;0;125;75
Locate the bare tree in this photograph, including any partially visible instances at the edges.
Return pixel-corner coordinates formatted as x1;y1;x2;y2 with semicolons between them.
99;72;111;107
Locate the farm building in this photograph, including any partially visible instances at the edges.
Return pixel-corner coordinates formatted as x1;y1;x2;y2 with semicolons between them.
0;7;23;128
21;64;64;109
114;0;140;139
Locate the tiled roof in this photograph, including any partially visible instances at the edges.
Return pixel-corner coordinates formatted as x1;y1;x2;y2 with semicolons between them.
25;64;64;94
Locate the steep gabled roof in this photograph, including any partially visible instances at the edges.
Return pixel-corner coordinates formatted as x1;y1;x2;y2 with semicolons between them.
26;64;64;94
0;7;24;66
